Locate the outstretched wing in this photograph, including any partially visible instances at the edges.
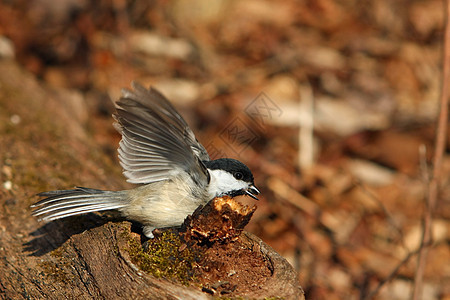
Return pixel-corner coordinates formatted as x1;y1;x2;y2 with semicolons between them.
114;82;210;185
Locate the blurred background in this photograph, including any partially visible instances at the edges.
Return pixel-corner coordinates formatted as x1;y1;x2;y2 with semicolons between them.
0;0;449;299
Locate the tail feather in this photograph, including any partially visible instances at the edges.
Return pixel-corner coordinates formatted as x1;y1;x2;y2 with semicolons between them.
32;187;127;221
34;187;106;205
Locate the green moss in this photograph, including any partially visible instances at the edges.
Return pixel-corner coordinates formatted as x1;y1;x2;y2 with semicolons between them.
38;245;74;284
38;260;73;284
50;246;65;259
127;231;199;285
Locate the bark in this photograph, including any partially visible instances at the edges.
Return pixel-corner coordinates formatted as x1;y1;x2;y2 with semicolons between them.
0;61;304;299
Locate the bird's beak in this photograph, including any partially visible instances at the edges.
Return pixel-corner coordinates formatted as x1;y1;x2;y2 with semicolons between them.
245;184;260;200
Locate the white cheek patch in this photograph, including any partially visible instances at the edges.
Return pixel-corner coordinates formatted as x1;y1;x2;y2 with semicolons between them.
207;169;248;198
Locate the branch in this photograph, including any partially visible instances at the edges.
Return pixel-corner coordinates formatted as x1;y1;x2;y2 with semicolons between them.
412;1;450;299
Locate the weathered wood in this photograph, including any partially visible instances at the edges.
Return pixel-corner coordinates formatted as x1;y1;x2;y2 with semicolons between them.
180;196;257;244
0;61;304;299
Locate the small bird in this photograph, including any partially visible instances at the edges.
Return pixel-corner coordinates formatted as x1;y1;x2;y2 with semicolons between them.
32;82;259;237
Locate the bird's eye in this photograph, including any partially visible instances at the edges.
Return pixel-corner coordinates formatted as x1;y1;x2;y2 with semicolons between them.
234;172;243;180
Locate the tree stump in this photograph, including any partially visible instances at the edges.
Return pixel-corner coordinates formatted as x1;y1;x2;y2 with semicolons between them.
0;61;304;299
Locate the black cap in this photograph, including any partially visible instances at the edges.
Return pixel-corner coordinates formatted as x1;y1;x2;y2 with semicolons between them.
203;158;254;183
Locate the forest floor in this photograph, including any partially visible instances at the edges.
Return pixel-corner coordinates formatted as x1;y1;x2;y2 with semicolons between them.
0;1;449;299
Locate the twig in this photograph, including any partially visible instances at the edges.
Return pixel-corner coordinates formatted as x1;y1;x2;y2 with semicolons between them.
298;81;315;170
412;1;450;299
266;176;319;216
355;179;407;251
266;176;339;232
363;243;431;300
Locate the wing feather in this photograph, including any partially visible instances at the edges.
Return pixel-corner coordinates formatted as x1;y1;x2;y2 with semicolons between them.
114;82;209;185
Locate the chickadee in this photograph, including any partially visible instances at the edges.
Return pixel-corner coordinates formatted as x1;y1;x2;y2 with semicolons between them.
32;82;259;237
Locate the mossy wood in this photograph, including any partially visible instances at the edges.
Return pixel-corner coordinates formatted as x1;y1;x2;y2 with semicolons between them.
0;61;304;299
